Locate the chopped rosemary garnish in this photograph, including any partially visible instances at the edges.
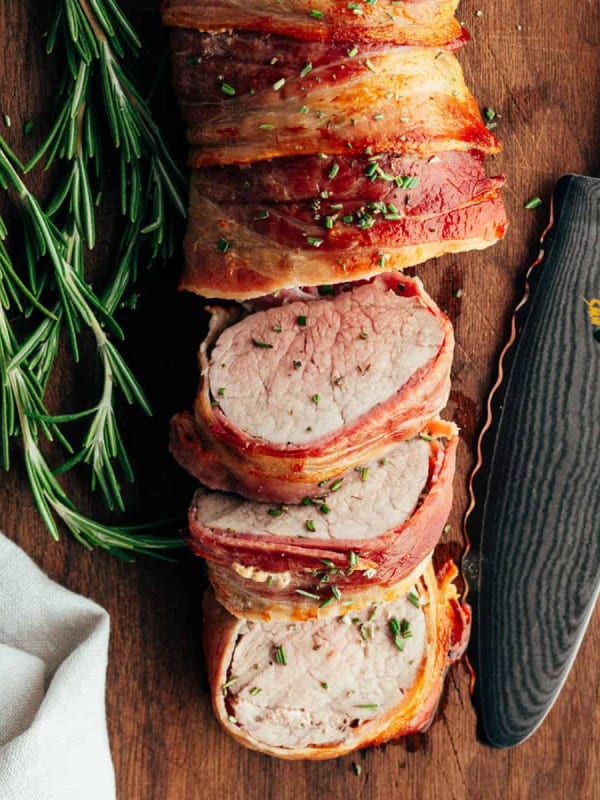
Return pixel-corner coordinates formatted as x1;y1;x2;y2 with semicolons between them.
311;394;320;405
356;703;378;709
300;62;313;78
330;478;344;491
274;645;287;665
389;618;405;650
331;585;342;601
252;338;274;348
524;196;543;210
249;687;262;696
295;589;320;600
222;676;238;692
408;591;420;608
349;550;359;566
306;519;316;532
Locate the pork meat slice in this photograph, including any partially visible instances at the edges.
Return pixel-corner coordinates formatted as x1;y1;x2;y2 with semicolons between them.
203;560;470;759
170;274;454;502
189;432;457;621
162;0;465;47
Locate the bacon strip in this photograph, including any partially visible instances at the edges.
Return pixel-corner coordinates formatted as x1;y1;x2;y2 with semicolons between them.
203;560;471;759
182;151;506;299
181;43;498;166
162;0;466;47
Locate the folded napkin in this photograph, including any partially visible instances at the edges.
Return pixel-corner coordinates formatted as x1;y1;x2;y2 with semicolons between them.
0;534;116;800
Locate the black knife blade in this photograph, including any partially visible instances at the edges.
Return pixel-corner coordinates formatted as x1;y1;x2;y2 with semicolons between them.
464;174;600;748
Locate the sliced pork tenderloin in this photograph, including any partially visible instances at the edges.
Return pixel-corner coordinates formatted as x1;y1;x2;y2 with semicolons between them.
189;430;457;621
170;274;454;503
203;560;470;759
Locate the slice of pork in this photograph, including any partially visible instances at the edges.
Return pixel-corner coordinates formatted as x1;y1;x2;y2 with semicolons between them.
204;560;470;759
188;431;457;621
170;273;454;503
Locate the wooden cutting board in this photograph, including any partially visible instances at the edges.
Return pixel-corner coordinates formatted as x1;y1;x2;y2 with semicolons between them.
1;1;599;797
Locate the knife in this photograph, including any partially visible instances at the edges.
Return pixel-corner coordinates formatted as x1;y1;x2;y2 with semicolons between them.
463;174;600;748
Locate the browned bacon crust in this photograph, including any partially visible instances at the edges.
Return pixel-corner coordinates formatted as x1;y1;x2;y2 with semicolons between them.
162;0;466;47
182;150;506;299
177;44;499;167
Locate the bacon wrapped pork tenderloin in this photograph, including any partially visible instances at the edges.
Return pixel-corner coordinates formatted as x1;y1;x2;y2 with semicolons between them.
170;274;454;503
203;560;470;759
188;430;456;621
162;7;506;298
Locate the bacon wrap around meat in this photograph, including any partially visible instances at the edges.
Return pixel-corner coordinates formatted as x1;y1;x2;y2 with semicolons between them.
182;150;506;299
169;274;454;503
188;433;457;621
203;560;471;759
172;38;499;167
162;0;466;47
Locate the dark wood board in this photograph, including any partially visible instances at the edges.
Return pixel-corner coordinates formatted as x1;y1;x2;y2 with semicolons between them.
1;1;599;798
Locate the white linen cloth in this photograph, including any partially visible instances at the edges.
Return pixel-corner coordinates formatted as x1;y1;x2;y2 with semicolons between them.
0;533;116;799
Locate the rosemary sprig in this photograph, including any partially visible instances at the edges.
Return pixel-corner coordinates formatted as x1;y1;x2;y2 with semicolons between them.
0;0;186;557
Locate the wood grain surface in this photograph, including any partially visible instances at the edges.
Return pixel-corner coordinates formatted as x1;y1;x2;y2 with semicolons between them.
1;1;600;798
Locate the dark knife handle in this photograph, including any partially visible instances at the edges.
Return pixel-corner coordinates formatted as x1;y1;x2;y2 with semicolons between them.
464;174;600;748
